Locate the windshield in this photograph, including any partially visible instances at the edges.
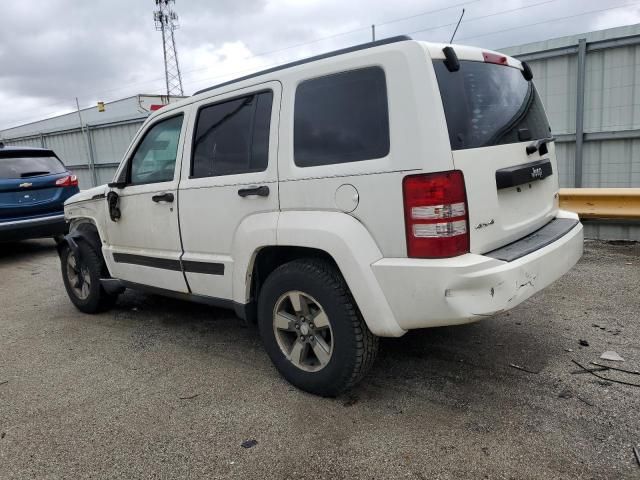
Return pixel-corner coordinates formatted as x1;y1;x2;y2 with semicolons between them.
0;155;66;179
433;60;551;150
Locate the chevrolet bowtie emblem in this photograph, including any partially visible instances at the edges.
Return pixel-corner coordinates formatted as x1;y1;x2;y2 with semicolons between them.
19;182;33;188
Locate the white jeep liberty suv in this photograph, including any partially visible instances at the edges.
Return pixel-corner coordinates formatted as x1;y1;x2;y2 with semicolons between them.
59;36;583;396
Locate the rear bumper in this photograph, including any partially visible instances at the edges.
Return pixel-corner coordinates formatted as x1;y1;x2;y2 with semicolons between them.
0;213;67;242
371;212;583;331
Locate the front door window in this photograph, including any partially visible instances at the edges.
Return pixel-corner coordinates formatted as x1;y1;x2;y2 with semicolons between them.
129;115;183;185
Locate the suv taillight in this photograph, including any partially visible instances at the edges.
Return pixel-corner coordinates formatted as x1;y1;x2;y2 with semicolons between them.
56;175;78;187
402;170;469;258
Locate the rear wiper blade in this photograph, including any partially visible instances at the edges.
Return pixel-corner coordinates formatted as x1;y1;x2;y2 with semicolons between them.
526;137;555;156
486;83;535;146
20;171;50;177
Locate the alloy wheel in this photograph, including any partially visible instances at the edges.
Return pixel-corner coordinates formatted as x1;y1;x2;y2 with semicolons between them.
272;291;334;372
66;252;91;300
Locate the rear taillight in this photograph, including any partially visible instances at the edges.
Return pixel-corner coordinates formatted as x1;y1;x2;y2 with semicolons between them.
403;170;469;258
55;174;78;187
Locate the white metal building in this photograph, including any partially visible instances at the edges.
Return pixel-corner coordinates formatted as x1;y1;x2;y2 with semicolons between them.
0;95;184;188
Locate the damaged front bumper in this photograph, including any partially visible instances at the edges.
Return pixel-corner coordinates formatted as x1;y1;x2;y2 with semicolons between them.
371;214;583;331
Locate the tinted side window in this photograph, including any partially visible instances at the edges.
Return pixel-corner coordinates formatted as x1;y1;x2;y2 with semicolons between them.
294;67;389;167
191;91;273;178
129;115;183;185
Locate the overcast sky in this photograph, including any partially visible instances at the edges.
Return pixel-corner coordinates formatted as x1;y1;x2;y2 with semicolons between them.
1;0;639;130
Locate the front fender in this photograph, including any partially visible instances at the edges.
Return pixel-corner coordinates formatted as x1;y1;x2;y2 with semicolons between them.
64;186;109;244
55;230;82;259
56;219;110;275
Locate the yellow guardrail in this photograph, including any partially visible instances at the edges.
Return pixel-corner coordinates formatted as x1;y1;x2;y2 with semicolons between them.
559;188;640;220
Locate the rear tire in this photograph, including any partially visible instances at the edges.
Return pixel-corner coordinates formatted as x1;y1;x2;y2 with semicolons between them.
60;241;119;313
257;259;378;397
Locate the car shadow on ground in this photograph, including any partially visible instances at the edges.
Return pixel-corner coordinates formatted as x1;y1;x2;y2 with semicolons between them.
2;237;553;404
0;239;57;263
107;286;552;405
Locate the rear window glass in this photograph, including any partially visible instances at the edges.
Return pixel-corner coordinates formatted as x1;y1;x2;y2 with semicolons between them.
433;60;551;150
294;67;390;167
0;155;66;179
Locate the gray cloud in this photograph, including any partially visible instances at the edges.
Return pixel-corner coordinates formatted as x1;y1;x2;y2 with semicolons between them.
1;0;639;129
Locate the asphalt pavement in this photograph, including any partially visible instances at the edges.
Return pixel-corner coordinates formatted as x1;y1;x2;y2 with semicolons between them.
0;239;639;479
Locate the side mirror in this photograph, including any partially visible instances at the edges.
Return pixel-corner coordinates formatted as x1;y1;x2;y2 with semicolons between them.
107;181;126;189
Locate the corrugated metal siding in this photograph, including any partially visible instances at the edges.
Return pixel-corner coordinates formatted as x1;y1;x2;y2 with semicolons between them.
585;45;640;133
5;137;42;148
529;55;578;135
72;166;94;188
503;25;640;240
96;166;119;185
554;142;574;187
0;119;144;189
90;121;142;166
44;130;87;167
582;139;640;187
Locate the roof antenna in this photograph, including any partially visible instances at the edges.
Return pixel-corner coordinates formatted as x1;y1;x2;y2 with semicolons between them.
449;8;465;44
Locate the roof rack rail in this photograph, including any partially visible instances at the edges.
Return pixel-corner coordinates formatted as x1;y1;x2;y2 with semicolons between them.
194;35;413;96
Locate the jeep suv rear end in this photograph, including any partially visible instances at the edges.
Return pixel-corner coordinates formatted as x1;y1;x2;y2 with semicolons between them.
371;43;582;330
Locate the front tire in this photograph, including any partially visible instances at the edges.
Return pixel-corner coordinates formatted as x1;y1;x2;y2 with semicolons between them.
257;259;378;396
60;241;118;313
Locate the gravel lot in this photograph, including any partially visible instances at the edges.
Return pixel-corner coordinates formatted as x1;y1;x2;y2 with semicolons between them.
0;239;639;479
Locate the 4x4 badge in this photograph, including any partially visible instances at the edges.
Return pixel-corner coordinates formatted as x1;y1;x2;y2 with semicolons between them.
19;182;32;188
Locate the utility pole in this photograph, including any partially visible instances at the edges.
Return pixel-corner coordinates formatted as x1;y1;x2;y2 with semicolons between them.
153;0;184;97
75;97;97;187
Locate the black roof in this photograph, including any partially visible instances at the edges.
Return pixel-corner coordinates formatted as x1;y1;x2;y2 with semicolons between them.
194;35;412;95
0;144;56;158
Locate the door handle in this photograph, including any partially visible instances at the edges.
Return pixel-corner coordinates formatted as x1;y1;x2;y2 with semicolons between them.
237;185;269;197
152;192;174;203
